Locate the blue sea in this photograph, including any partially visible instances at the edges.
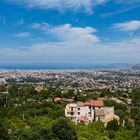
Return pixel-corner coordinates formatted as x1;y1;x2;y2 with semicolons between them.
0;63;111;70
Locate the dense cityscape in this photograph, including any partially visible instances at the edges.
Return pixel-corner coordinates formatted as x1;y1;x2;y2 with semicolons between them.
1;69;140;93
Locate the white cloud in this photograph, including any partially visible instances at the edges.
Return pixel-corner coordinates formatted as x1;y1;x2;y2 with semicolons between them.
113;20;140;31
31;23;99;43
1;23;140;64
1;23;140;63
101;5;140;17
7;0;108;14
31;22;49;30
12;32;30;38
1;35;140;64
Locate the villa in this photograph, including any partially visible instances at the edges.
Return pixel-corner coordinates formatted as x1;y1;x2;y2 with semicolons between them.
65;100;119;126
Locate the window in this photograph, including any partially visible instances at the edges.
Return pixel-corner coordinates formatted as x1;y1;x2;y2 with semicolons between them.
89;112;91;117
78;108;80;111
78;112;80;115
71;112;74;116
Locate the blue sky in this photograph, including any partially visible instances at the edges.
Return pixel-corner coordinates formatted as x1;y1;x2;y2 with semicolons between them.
0;0;140;64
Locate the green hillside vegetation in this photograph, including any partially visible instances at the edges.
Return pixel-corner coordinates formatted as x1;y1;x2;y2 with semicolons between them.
0;85;140;140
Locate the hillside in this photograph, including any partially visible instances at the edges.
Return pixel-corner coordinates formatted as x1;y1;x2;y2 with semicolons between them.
132;64;140;70
107;63;131;69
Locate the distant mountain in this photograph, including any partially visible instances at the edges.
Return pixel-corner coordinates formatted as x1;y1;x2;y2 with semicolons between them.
132;64;140;70
107;63;132;69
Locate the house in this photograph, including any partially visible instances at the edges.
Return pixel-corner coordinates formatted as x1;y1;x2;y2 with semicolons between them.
65;100;119;125
53;97;63;102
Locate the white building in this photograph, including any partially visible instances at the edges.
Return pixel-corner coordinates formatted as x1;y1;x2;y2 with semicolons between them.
0;78;6;84
65;100;119;125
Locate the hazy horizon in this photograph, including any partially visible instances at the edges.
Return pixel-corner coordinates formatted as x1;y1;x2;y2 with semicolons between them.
0;62;134;70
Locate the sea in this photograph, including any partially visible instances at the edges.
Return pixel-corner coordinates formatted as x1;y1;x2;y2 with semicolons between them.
0;63;111;70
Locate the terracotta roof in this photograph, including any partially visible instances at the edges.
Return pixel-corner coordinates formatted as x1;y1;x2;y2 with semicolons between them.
85;100;104;107
54;97;63;102
90;100;104;107
76;100;104;107
84;101;91;106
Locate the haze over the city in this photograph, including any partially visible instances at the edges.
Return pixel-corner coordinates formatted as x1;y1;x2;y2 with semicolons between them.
0;0;140;65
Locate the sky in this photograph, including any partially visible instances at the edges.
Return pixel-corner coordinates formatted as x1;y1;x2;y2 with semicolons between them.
0;0;140;64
